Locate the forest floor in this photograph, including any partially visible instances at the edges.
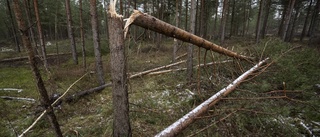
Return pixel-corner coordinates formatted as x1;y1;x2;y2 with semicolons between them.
0;37;320;136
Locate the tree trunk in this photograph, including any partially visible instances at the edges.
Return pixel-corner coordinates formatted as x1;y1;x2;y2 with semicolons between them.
34;0;49;70
220;0;229;45
185;0;188;31
255;0;264;43
282;0;296;41
79;0;86;70
308;0;320;37
155;58;269;137
126;10;252;60
6;0;20;52
261;0;271;38
90;0;105;85
173;0;181;62
107;1;131;136
229;0;235;38
65;0;78;64
12;0;62;136
288;6;300;42
187;0;197;81
213;0;219;39
300;0;313;41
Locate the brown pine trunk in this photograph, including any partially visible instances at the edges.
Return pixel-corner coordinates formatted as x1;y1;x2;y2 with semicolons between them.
65;0;78;64
79;0;86;70
255;0;264;43
12;0;62;136
34;0;49;69
90;0;105;85
187;0;197;81
108;2;131;137
185;0;188;30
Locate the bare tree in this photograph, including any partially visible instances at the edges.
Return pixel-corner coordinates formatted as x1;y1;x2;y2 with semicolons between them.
34;0;49;69
65;0;78;64
108;1;131;136
187;0;197;81
12;0;62;136
90;0;105;85
6;0;20;52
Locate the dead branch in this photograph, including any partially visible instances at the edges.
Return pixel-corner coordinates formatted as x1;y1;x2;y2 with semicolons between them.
155;58;269;137
175;53;187;60
0;96;36;102
125;10;253;61
65;82;112;102
129;60;186;79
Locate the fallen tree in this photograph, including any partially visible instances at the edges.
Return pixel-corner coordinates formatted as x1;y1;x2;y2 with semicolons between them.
125;10;253;61
155;58;269;137
0;53;71;63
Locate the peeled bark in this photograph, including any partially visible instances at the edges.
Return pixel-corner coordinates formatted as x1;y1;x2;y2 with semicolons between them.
126;10;252;61
12;0;62;136
108;1;131;136
155;58;269;137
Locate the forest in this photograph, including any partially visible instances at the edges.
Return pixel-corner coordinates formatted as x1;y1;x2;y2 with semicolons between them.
0;0;319;136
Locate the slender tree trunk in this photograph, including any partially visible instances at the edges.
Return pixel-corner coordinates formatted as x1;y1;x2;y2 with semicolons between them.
229;0;235;38
79;0;86;70
23;0;38;54
261;0;271;38
256;0;264;44
245;0;251;35
6;0;20;52
187;0;197;81
308;0;320;37
34;0;49;70
300;0;313;41
288;6;300;42
220;0;229;45
173;0;181;62
54;0;60;64
90;0;105;85
12;0;62;136
185;0;188;31
213;0;219;39
65;0;78;64
282;0;296;41
108;1;131;136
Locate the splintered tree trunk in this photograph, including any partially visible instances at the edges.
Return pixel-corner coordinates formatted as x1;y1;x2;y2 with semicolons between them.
126;10;251;61
90;0;105;85
34;0;49;69
12;0;62;136
65;0;78;64
79;0;86;69
107;1;131;136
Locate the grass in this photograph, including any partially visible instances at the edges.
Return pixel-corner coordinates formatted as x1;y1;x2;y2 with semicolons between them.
0;37;319;136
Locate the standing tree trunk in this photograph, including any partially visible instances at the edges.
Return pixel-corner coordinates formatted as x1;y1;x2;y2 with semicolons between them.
255;0;264;44
90;0;105;85
6;0;20;52
261;0;271;38
288;6;300;42
220;0;229;45
65;0;78;64
12;0;62;136
300;0;313;41
79;0;86;70
213;0;219;39
185;0;188;30
308;0;320;37
107;1;131;136
187;0;197;81
173;0;181;62
282;0;296;41
34;0;49;70
54;0;60;64
229;0;235;38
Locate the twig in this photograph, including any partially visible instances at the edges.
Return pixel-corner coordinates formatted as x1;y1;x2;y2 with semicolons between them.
19;110;47;137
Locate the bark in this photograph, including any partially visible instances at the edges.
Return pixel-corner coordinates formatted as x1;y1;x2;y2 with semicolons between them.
79;0;86;69
185;0;188;30
155;58;269;137
90;0;105;85
6;0;20;52
300;0;313;41
188;0;197;81
34;0;49;69
107;1;131;136
173;0;181;62
54;0;60;64
23;0;37;53
220;0;229;45
125;10;252;61
65;0;78;64
256;0;264;43
288;6;300;42
308;0;320;37
282;0;296;41
12;0;62;136
230;0;235;38
213;0;219;39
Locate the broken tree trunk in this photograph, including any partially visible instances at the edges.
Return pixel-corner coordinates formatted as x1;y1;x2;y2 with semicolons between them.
155;58;269;137
125;10;252;61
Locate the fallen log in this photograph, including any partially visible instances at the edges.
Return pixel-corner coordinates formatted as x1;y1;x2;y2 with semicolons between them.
65;83;112;102
155;58;269;137
0;53;71;63
125;10;253;61
0;96;36;102
129;60;186;79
